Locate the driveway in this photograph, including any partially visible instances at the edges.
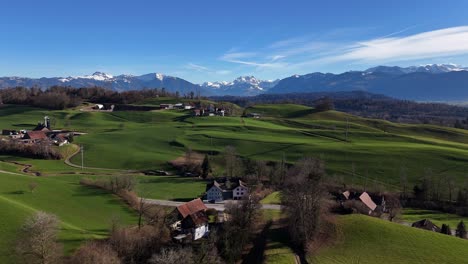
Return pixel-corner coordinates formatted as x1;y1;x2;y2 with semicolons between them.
145;199;281;211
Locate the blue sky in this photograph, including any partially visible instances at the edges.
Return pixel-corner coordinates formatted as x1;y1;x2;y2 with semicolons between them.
2;0;468;83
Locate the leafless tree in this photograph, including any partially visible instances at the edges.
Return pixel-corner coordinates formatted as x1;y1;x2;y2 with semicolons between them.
224;146;239;178
16;212;63;264
385;193;402;222
148;247;194;264
68;241;121;264
281;157;326;250
221;195;261;263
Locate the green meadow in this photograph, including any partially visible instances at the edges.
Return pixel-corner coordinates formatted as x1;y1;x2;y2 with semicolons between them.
0;172;138;263
1;101;468;262
311;214;468;264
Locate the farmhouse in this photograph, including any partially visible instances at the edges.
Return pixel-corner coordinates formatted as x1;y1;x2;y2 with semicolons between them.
205;178;248;202
169;198;209;240
93;104;104;110
247;113;261;118
23;131;48;144
412;219;441;233
160;104;174;110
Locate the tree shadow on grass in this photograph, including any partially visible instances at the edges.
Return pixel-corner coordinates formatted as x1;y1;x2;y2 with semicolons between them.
241;220;272;264
245;143;302;158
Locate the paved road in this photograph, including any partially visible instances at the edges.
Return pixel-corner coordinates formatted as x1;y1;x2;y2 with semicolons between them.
145;199;281;211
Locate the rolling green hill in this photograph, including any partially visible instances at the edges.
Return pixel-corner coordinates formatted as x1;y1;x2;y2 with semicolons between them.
1;103;468;188
1;102;468;262
0;172;137;263
312;214;468;264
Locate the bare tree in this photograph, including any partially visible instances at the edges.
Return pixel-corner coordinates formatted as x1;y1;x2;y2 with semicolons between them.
69;241;121;264
148;247;194;264
220;195;261;263
385;193;402;222
29;182;39;193
224;146;239;178
281;157;326;250
16;212;63;264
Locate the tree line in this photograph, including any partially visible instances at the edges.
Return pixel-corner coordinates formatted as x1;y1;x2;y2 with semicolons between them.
0;86;201;110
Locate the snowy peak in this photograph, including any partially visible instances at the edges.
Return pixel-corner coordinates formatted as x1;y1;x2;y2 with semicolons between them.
366;64;468;74
201;76;279;96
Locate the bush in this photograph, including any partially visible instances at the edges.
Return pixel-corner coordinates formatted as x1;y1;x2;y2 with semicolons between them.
69;241;121;264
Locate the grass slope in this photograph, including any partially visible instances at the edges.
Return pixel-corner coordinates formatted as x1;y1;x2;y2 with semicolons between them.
0;172;137;263
403;208;468;228
1;103;468;188
312;214;468;264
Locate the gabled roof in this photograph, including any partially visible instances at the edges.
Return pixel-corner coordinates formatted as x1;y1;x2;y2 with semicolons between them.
412;219;441;232
177;198;207;219
206;178;247;192
343;191;350;199
359;192;377;211
25;131;48;140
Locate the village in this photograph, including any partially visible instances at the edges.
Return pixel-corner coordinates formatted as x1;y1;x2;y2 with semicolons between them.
1;116;75;146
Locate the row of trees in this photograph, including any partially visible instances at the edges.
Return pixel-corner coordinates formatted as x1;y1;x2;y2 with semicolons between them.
0;140;62;160
212;92;468;128
440;221;467;239
0;86;200;110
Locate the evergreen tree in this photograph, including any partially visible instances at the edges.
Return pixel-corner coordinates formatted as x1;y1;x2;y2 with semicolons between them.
456;221;467;239
201;154;211;179
440;224;452;235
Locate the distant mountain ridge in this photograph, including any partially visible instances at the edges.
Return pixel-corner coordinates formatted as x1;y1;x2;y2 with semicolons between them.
268;64;468;101
1;64;468;100
201;76;279;96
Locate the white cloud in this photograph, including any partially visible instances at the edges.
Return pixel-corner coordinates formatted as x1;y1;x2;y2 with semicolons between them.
322;26;468;63
185;63;209;72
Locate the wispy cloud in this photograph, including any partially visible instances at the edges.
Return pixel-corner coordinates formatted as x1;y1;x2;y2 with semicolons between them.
184;62;231;76
215;26;468;78
185;63;209;72
313;26;468;64
220;51;286;68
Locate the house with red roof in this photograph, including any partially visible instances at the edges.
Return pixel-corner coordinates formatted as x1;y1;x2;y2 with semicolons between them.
23;131;48;144
170;198;209;240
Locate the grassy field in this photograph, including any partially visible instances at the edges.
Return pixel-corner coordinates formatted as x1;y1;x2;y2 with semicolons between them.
261;191;281;204
402;208;468;228
312;214;468;264
0;172;138;263
1;102;468;262
1;103;468;189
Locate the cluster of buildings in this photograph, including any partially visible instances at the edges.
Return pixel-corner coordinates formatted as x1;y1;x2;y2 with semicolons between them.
160;103;194;110
339;190;380;215
205;178;249;202
1;116;72;146
168;178;250;241
159;102;227;117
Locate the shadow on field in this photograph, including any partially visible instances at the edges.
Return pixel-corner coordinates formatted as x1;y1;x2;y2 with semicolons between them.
245;143;302;158
5;190;25;195
242;221;272;264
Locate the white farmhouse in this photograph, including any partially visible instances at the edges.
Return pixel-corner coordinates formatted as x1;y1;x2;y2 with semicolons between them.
233;180;248;200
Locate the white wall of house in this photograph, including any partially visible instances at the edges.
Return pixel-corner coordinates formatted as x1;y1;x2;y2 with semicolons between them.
193;224;209;240
233;186;248;200
206;186;224;201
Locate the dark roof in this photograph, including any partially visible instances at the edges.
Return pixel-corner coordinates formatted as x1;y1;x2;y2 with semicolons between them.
412;219;441;232
206;178;246;192
177;198;207;219
25;131;48;140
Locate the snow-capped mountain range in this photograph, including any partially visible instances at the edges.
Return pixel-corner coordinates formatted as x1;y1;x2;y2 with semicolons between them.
201;76;279;96
1;64;468;100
